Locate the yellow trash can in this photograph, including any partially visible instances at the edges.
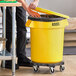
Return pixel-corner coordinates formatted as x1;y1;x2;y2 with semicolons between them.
26;7;69;65
26;7;69;73
26;15;68;63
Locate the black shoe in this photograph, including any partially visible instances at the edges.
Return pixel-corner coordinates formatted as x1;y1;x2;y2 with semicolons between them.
18;57;33;67
1;60;19;70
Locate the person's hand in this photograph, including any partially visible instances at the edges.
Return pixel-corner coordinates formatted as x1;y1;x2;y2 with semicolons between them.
27;7;40;18
29;1;39;9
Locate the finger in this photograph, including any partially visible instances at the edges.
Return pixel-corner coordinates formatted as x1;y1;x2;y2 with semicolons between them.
28;7;40;17
33;12;40;18
34;12;40;17
31;12;37;18
32;13;37;17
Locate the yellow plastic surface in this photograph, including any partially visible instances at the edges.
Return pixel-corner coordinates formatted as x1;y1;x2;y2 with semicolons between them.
30;28;64;63
34;7;69;19
26;19;68;28
26;19;68;63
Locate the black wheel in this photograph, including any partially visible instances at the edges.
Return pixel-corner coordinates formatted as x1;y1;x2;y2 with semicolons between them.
49;67;54;74
60;65;65;72
33;65;39;72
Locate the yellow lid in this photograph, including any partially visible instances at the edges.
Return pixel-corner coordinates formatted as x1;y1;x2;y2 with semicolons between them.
34;7;69;19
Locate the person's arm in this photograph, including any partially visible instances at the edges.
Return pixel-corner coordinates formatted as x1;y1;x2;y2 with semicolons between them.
18;0;29;11
18;0;40;17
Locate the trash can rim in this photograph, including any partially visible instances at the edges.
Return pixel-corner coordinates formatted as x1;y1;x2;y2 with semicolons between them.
28;15;66;22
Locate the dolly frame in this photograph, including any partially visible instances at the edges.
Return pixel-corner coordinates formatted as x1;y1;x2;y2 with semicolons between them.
32;61;65;74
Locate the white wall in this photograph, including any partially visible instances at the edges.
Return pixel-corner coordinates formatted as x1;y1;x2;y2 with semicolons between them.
38;0;76;17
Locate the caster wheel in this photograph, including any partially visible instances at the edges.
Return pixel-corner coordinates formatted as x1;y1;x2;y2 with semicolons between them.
60;65;65;72
49;67;54;74
33;65;39;72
